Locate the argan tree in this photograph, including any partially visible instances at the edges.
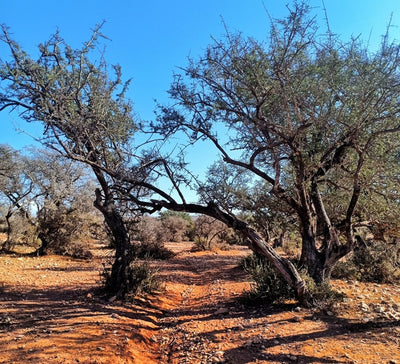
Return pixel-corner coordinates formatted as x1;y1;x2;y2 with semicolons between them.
0;24;137;298
155;2;400;287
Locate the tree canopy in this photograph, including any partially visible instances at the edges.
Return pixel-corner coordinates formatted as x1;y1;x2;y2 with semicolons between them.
156;2;400;284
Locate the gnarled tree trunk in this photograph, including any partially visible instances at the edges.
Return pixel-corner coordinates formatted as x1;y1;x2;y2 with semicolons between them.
94;188;131;299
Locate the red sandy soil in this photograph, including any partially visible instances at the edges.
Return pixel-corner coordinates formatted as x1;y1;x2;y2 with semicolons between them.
0;240;399;363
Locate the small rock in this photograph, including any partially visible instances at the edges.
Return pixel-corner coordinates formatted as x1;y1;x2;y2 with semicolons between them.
294;306;301;312
361;302;370;312
96;346;104;351
374;305;385;313
110;313;119;319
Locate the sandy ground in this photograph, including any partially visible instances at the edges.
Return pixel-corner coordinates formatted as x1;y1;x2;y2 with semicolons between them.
0;241;400;363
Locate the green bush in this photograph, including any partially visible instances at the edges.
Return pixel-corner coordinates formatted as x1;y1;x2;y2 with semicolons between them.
241;253;344;308
126;260;161;295
331;259;360;281
300;271;344;310
101;259;161;299
240;253;295;304
332;240;400;283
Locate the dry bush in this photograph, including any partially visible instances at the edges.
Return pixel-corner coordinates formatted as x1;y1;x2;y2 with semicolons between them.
36;205;93;259
191;215;236;251
134;216;168;244
131;216;174;260
332;239;400;283
161;215;192;242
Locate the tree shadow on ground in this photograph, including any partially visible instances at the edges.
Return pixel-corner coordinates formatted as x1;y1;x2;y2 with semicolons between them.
221;315;400;363
0;283;161;363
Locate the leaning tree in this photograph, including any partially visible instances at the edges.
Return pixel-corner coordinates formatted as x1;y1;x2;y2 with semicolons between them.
153;2;400;287
0;24;139;298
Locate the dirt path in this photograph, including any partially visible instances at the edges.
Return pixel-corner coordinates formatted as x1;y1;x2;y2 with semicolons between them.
155;243;252;363
1;241;400;363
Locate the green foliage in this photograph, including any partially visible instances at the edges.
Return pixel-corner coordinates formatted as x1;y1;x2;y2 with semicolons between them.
36;205;93;259
241;253;295;304
281;238;301;260
330;260;360;281
191;236;210;251
300;271;344;310
241;253;344;308
332;240;400;283
101;260;161;298
159;1;400;287
126;261;161;296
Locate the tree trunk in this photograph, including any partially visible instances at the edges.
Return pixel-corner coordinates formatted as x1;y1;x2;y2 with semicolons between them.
1;210;13;251
94;188;132;299
245;226;308;305
300;227;350;285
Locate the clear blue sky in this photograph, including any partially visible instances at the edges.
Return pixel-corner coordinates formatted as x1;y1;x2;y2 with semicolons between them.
0;0;399;152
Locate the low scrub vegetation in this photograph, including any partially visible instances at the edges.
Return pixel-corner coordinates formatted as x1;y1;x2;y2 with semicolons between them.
332;239;400;284
240;253;295;304
132;241;175;260
241;253;344;309
101;259;161;299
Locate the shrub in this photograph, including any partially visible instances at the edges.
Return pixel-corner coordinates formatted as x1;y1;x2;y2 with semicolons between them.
191;236;229;252
281;238;301;260
240;253;295;304
127;260;161;295
241;253;344;308
300;271;344;310
130;216;175;259
332;240;400;283
36;205;93;259
133;241;174;260
101;259;161;299
192;215;239;251
352;241;400;283
331;259;360;281
62;240;93;260
133;216;168;245
161;215;192;242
